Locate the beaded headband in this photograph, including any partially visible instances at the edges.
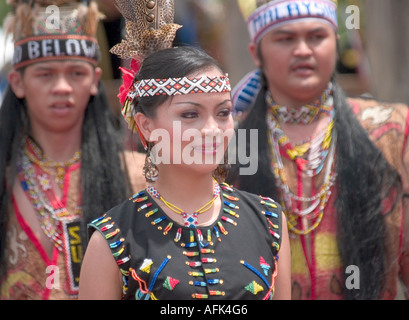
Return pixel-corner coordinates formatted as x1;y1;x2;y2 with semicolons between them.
121;73;232;149
129;74;231;99
238;0;338;43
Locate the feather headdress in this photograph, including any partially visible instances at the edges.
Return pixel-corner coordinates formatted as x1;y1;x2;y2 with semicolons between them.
4;0;103;41
110;0;182;145
4;0;103;69
109;0;182;62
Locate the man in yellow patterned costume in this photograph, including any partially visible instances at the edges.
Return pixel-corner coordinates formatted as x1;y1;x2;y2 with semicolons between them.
228;0;409;299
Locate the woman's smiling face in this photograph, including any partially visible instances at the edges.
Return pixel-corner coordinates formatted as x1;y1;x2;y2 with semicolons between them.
136;66;234;174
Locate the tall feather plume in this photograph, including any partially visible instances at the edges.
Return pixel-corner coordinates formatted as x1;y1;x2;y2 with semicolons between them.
78;1;105;36
110;0;182;62
114;0;138;23
4;1;34;41
4;0;103;40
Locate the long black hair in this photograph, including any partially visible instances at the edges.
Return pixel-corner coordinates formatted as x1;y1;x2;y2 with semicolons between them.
0;80;132;281
227;75;400;299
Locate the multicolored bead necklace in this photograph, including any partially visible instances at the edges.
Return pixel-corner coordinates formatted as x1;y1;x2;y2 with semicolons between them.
146;179;221;228
266;84;337;235
269;132;337;235
267;83;333;125
17;137;82;251
130;182;240;248
24;136;81;190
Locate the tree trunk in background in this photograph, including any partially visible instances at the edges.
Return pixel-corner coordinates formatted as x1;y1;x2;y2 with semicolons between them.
362;0;409;105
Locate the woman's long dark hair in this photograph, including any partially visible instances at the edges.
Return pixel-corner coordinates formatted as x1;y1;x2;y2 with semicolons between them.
228;75;400;299
0;81;131;282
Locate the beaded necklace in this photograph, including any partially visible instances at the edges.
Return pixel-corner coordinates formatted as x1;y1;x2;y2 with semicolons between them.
266;85;337;235
24;137;81;190
268;130;337;235
267;83;333;125
17;137;82;251
128;182;240;250
147;179;221;228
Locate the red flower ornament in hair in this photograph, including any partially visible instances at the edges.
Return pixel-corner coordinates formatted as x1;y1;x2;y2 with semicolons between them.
118;59;148;150
118;59;140;105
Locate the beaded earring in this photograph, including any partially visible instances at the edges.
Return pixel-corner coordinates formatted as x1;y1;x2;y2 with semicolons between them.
143;143;159;182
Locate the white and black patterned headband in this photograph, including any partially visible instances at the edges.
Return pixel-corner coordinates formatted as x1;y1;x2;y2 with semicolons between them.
129;74;231;99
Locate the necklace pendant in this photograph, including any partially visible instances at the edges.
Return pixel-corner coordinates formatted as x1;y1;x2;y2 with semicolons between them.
182;212;198;228
37;173;52;191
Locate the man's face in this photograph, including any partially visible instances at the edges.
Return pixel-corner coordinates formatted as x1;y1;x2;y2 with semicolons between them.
250;21;338;106
9;60;101;135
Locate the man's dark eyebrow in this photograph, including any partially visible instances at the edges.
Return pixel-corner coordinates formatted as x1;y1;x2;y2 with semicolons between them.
307;27;329;34
32;61;89;70
271;29;295;36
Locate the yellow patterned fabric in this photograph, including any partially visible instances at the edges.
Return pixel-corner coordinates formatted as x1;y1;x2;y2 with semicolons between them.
289;97;409;299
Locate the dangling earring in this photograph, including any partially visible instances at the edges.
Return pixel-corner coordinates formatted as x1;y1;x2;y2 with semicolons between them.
213;155;231;184
143;143;159;182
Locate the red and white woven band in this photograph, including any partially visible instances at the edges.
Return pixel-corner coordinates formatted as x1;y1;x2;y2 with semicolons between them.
128;74;231;99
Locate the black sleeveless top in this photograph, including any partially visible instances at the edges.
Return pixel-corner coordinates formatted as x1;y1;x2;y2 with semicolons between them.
88;184;283;300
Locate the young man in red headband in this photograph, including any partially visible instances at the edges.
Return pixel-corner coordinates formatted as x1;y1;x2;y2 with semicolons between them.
0;0;145;299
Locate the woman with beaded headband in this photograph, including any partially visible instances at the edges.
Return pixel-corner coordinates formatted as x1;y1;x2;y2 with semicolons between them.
79;0;291;300
228;0;409;299
0;0;145;299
